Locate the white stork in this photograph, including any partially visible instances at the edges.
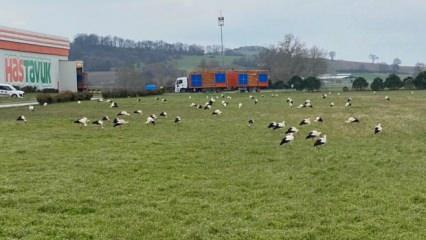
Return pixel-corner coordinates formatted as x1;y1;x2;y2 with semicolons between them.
306;130;322;139
16;115;27;123
314;134;327;148
212;109;222;115
345;102;352;108
314;116;323;123
110;102;118;108
299;118;311;126
345;117;360;123
74;117;89;127
113;118;128;127
374;123;383;134
248;119;254;127
117;111;130;116
280;133;295;146
92;120;104;128
145;116;156;125
285;127;299;134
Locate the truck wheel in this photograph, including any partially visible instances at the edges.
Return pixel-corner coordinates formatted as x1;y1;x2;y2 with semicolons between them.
11;94;17;98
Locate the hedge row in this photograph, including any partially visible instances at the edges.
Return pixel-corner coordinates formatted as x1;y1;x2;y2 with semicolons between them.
36;91;93;105
16;86;59;93
101;88;165;99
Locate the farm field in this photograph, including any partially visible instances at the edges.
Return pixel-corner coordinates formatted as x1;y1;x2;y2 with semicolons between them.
0;91;425;239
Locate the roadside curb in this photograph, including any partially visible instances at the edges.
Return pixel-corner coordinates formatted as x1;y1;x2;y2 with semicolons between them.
0;102;38;109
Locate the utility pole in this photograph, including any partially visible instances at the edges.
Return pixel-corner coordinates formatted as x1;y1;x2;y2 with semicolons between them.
218;12;225;68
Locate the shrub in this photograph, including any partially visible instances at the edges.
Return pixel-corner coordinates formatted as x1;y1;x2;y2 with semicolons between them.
101;88;165;99
36;91;93;105
352;77;369;90
403;77;415;90
371;77;385;91
303;77;321;91
270;80;287;89
21;86;39;93
342;86;350;92
36;94;54;104
288;75;304;90
385;74;403;90
414;71;426;89
42;88;59;93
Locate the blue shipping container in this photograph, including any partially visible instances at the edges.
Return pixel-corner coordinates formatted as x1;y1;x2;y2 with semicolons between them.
238;73;248;85
215;73;226;83
191;74;202;87
145;84;158;91
259;73;268;83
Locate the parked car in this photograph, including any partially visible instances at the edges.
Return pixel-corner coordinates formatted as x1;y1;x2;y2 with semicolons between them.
0;84;25;98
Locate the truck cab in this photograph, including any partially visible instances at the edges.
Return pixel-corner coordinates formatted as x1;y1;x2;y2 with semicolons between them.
175;77;188;93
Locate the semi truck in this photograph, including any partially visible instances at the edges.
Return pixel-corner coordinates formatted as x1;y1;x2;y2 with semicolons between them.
175;70;269;92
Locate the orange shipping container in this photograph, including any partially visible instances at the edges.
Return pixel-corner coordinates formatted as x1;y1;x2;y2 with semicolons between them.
248;71;258;87
226;71;238;89
202;71;215;88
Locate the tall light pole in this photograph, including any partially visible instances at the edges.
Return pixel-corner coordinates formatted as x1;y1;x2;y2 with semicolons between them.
218;13;225;68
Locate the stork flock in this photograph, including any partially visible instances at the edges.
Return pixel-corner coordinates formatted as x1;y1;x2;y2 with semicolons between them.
187;92;387;149
16;97;181;130
13;91;389;150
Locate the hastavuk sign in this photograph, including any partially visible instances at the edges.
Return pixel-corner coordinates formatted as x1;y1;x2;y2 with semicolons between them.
5;56;52;86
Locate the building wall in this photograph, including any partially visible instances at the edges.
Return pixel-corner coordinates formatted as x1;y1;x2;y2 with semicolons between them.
86;71;119;90
0;49;67;89
59;61;78;92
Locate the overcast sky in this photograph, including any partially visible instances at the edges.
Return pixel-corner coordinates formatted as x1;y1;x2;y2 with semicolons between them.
1;0;425;65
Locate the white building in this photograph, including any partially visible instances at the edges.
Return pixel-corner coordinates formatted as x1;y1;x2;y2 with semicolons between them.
0;26;82;92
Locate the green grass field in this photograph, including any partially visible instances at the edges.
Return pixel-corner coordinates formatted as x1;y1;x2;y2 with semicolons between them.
0;91;425;239
0;94;37;104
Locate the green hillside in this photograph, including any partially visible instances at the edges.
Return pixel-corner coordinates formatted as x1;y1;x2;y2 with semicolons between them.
173;55;242;72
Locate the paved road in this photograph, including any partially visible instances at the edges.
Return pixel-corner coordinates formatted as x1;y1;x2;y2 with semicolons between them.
0;102;38;109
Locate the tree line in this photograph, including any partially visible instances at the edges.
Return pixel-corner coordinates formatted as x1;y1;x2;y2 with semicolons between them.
270;75;322;91
70;34;204;71
352;71;426;91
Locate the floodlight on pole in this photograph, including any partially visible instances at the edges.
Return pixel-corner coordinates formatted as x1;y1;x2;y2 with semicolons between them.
218;12;225;68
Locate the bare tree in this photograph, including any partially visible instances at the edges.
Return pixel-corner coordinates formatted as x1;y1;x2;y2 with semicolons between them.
414;62;425;76
329;51;336;61
258;34;327;83
392;58;402;73
369;54;379;64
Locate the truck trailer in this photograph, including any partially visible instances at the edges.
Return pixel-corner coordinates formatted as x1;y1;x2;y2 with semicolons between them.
175;70;269;92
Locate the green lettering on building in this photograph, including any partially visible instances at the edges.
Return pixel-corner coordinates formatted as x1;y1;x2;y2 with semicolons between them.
21;59;51;84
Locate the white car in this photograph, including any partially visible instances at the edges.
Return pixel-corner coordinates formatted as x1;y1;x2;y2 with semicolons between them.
0;84;25;98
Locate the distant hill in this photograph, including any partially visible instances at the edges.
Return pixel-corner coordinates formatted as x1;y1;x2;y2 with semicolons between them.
70;34;417;78
173;55;242;72
229;46;268;56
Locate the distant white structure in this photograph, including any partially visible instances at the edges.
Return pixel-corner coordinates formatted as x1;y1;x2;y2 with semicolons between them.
318;73;355;88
